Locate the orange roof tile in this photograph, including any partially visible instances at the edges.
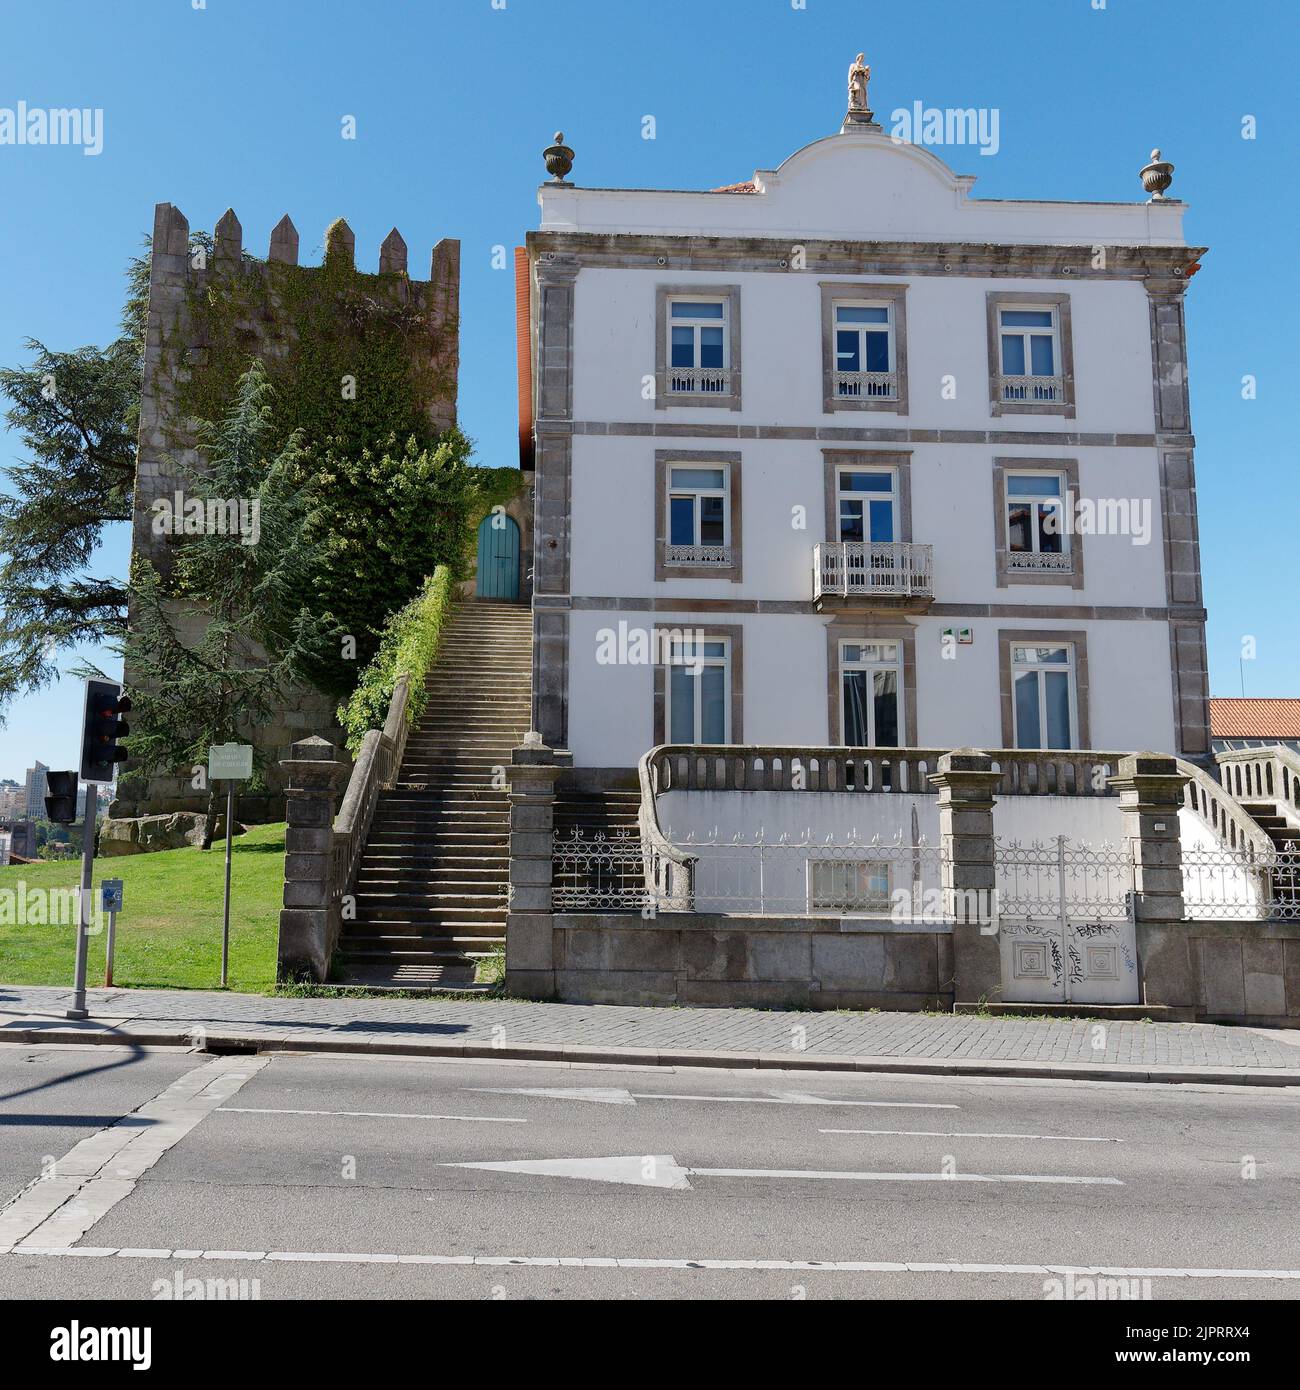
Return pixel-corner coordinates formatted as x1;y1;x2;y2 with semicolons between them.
1210;699;1300;738
711;180;757;193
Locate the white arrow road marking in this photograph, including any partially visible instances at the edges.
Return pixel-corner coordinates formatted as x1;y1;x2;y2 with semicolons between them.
0;1055;266;1251
468;1087;957;1110
11;1248;1288;1281
468;1087;637;1106
444;1155;692;1188
219;1107;526;1124
440;1154;1121;1189
821;1129;1121;1143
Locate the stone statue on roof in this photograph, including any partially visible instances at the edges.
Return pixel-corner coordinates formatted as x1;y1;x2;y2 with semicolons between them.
848;53;871;112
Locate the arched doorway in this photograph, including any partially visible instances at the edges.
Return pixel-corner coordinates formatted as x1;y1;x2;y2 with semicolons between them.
476;512;521;600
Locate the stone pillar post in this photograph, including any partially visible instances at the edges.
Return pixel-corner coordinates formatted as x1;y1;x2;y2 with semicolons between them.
1109;753;1190;924
277;736;348;983
930;749;1002;1006
504;738;561;1000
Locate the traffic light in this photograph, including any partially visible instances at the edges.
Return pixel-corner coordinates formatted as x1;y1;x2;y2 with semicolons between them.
80;679;133;784
44;771;80;825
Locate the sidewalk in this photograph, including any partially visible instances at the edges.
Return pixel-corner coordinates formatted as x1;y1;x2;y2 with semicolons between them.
2;983;1298;1086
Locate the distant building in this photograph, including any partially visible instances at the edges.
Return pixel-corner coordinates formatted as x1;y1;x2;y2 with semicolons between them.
1210;698;1300;754
24;761;48;819
0;780;22;819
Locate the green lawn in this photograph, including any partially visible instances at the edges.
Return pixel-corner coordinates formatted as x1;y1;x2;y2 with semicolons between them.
0;822;286;993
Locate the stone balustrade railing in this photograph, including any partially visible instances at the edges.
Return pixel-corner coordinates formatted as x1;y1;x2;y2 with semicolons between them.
643;744;1131;800
637;749;697;909
1179;754;1274;855
331;674;410;898
1216;745;1300;829
278;675;410;982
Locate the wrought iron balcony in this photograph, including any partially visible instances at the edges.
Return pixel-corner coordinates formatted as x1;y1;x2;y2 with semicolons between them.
665;543;734;568
834;370;898;400
999;373;1066;404
668;366;731;396
813;541;933;602
1007;550;1073;574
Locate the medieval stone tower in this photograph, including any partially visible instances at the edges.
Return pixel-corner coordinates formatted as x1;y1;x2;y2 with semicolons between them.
117;201;460;819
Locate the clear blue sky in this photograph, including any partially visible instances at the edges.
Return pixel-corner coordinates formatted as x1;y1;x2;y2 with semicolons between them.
1;0;1296;783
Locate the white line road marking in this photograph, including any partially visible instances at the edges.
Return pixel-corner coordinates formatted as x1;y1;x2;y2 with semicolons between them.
0;1055;266;1251
440;1154;1122;1189
692;1169;1122;1185
469;1086;958;1110
218;1107;526;1124
636;1093;961;1110
4;1247;1296;1281
820;1129;1121;1143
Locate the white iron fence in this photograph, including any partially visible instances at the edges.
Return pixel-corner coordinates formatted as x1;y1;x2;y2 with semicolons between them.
994;836;1134;924
552;828;952;921
1180;842;1300;921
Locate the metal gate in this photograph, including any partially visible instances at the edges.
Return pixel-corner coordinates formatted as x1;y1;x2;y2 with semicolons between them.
476;512;520;600
994;836;1138;1005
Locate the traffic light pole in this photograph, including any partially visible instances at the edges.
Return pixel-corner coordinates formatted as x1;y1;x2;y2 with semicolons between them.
66;797;97;1020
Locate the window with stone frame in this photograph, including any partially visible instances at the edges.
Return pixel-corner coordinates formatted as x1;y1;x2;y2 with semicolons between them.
986;292;1075;418
654;285;742;410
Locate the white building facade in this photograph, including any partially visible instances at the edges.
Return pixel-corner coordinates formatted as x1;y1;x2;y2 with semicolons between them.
523;103;1209;782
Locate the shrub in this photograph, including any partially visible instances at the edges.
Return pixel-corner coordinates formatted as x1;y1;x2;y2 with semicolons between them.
337;564;454;751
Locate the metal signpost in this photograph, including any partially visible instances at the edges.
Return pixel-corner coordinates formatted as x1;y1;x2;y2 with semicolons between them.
208;743;253;987
101;879;124;986
67;794;96;1020
67;680;131;1021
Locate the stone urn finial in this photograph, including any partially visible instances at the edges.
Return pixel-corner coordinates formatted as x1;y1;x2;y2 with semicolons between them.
1140;147;1175;201
543;131;574;183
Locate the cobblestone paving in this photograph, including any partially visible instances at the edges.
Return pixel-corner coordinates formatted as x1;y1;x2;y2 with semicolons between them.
2;983;1298;1069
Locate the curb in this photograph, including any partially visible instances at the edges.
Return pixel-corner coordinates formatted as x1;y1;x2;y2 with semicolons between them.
6;1024;1300;1088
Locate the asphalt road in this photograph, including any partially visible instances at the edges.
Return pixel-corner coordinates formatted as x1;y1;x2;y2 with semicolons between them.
1;1041;1297;1301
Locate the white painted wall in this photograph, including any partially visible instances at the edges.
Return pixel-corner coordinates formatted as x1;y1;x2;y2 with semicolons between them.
652;788;1127;919
571;433;1169;607
566;607;1175;767
570;269;1160;437
658;789;1124;845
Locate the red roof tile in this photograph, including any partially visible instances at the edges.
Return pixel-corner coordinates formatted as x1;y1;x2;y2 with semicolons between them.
1209;699;1300;738
712;180;757;193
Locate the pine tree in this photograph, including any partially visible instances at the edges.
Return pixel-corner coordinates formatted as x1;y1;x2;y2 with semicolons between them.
0;248;149;719
121;360;337;847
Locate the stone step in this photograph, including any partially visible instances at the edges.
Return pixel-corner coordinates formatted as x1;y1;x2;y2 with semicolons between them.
354;869;508;886
338;944;500;961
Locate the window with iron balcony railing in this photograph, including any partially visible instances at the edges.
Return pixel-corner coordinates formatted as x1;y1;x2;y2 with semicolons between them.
835;370;898;401
813;541;934;601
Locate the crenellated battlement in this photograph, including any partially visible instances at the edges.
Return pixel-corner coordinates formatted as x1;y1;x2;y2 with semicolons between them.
153;200;459;282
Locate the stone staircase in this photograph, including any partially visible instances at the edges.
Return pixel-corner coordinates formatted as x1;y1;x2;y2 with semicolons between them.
336;600;533;989
1239;802;1300;852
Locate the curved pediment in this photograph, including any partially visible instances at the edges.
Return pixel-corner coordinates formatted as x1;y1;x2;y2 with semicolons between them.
747;128;977;239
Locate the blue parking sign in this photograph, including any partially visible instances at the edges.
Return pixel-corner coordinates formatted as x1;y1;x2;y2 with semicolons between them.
101;879;124;913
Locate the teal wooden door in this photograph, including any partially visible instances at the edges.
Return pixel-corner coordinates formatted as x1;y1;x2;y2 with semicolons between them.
476;513;520;600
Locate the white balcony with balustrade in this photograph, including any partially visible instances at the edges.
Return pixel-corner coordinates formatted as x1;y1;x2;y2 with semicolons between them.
812;540;933;609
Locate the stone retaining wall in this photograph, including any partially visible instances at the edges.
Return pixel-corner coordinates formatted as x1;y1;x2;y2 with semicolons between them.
1139;920;1300;1027
513;913;953;1010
